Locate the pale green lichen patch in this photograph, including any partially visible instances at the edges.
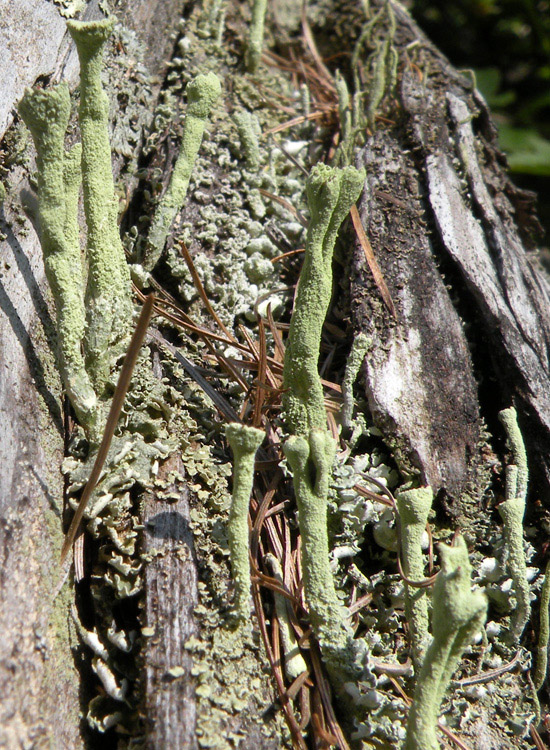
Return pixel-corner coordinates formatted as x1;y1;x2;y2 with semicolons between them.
67;18;133;393
225;423;264;620
50;0;88;18
405;536;488;750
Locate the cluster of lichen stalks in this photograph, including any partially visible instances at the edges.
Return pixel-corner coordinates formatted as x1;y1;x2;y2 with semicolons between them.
19;17;221;446
20;9;536;749
224;161;537;744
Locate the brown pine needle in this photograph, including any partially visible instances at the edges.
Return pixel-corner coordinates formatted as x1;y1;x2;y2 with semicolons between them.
531;725;550;750
60;294;155;565
258;189;308;226
178;240;236;342
262;109;332;136
350;205;396;318
253;316;268;427
300;0;336;92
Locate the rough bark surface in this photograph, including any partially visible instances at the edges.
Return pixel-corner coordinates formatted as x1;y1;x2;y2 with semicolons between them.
348;0;550;539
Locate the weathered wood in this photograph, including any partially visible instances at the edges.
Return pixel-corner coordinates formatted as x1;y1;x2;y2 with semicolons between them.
348;0;550;537
141;453;199;750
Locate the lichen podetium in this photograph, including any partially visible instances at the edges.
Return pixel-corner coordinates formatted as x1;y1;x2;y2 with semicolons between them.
404;536;487;750
282;164;366;437
282;164;374;701
396;486;433;667
225;423;265;621
143;72;221;272
67;18;132;394
497;406;531;642
245;0;268;73
18;85;98;433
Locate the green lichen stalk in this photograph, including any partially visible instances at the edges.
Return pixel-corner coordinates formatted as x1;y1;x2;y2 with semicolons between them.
404;536;488;750
245;0;268;72
284;430;372;693
396;486;433;667
225;423;264;621
282;164;370;698
498;406;531;641
143;73;221;272
341;332;371;428
233;109;261;170
534;558;550;690
18;85;98;432
282;164;365;436
67;18;132;393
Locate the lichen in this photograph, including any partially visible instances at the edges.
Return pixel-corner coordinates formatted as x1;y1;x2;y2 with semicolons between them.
18;86;98;431
245;0;268;72
142;72;222;272
498;406;531;642
67;18;133;394
225;422;264;620
404;536;488;750
396;486;433;668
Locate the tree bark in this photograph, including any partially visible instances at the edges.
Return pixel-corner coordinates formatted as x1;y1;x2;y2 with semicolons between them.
346;1;550;544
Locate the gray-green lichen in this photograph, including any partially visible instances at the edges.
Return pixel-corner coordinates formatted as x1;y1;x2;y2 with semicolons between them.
282;163;365;436
396;486;433;668
245;0;268;72
341;332;371;428
225;422;264;620
498;406;531;642
143;72;222;272
404;536;488;750
67;18;133;394
534;558;550;690
18;85;98;431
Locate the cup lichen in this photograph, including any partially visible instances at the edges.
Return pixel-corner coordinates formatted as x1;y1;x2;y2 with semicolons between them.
225;422;265;620
18;85;98;432
396;485;433;667
67;18;133;393
498;406;531;642
281;163;374;701
404;535;488;750
143;72;221;272
282;163;366;436
245;0;268;73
